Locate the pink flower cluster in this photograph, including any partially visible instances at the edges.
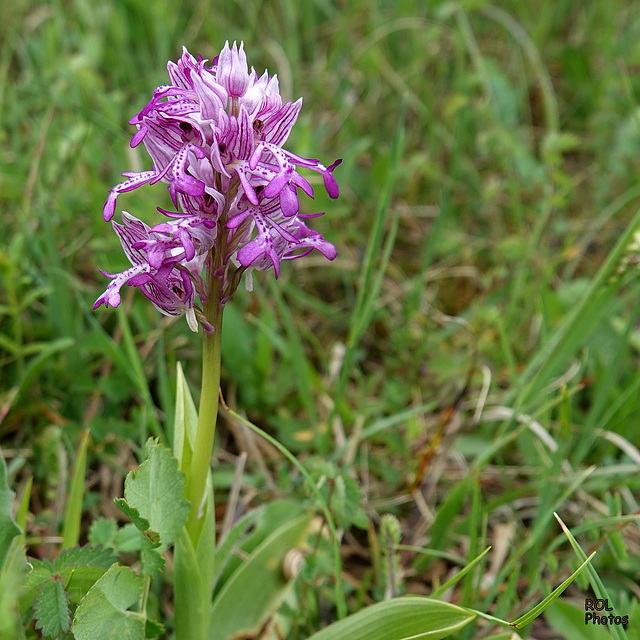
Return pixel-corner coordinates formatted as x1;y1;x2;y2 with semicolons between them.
94;42;340;330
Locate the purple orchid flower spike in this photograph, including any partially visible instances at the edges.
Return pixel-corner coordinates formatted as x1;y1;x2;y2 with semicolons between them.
95;41;341;331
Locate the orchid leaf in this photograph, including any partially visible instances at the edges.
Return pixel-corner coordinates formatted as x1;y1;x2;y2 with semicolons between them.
209;511;313;640
0;447;20;572
304;596;475;640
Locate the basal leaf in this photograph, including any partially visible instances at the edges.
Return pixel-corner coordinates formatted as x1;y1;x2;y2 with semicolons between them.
0;447;21;571
34;578;71;638
123;441;190;551
304;596;475;640
72;564;145;640
210;512;313;640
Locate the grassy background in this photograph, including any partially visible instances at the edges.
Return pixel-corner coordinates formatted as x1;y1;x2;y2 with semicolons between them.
2;0;640;638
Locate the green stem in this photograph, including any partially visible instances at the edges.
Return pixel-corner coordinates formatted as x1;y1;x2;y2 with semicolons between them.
186;273;224;543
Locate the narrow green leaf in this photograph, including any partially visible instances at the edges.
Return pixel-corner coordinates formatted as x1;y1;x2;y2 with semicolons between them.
225;408;346;618
214;506;264;592
554;513;629;640
173;361;198;474
510;551;595;628
0;535;28;640
431;547;492;598
122;441;190;551
209;512;313;640
72;564;145;640
60;565;114;604
88;517;119;547
62;429;90;549
15;338;75;402
34;578;71;638
15;476;32;532
304;596;475;640
174;529;210;640
511;205;640;411
0;447;21;571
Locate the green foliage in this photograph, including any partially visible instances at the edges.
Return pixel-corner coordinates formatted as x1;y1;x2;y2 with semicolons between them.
118;439;190;553
62;430;90;550
0;449;21;572
22;544;118;636
4;0;640;638
71;565;146;640
33;578;70;638
545;599;612;640
304;597;475;640
307;459;368;530
210;511;313;640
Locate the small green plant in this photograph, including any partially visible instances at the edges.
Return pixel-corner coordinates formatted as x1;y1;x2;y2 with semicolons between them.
3;5;640;639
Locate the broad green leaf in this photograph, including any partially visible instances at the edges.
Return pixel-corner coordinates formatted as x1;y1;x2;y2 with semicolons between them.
210;512;313;640
34;578;71;638
53;544;118;570
145;619;165;639
72;564;145;640
174;529;210;640
123;440;190;551
304;597;475;640
214;500;304;593
172;471;218;640
62;429;90;549
0;539;27;640
89;517;119;547
61;565;114;604
213;506;264;593
0;447;21;571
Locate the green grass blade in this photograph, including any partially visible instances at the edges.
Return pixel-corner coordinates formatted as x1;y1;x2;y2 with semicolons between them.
332;100;406;423
431;546;491;599
222;405;347;619
510;551;596;629
62;429;90;549
509;205;640;411
554;513;629;640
